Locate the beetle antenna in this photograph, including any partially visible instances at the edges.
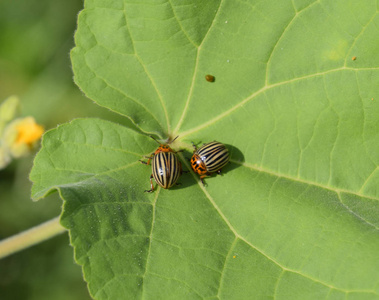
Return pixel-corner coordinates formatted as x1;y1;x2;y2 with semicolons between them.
169;136;179;144
149;135;161;145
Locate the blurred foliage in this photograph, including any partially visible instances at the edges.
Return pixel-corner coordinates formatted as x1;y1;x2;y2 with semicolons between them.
0;0;133;298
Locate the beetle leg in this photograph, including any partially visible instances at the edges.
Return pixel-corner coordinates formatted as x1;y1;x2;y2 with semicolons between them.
200;175;208;186
140;155;153;165
144;174;155;193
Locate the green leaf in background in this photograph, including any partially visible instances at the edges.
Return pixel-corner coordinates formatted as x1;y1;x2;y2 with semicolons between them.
0;96;19;135
31;0;379;299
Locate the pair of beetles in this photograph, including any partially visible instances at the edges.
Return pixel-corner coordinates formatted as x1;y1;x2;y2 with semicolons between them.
140;136;230;192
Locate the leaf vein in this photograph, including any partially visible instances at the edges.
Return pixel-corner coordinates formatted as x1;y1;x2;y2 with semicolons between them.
167;0;197;47
83;52;165;129
173;0;223;133
53;140;144;157
146;271;203;299
122;8;170;133
152;236;228;259
337;191;379;231
344;11;378;66
180;67;379;138
141;188;160;300
232;159;379;201
216;237;238;298
273;270;286;300
176;156;379;294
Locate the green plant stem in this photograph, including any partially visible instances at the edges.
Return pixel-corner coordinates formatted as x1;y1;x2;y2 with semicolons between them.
0;216;66;259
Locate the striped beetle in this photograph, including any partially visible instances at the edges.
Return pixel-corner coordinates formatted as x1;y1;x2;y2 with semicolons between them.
191;141;230;184
140;136;182;193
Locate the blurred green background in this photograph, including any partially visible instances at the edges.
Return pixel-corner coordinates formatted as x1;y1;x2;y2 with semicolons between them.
0;0;130;299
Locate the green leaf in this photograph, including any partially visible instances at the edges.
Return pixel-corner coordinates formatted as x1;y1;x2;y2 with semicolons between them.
32;0;379;299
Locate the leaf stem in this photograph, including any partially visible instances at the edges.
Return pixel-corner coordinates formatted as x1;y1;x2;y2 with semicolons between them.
0;216;66;259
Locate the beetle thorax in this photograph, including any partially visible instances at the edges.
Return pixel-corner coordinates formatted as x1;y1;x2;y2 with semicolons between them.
155;144;174;154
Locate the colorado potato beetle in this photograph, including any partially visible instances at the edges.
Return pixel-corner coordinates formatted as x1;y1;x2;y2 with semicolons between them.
191;141;230;184
140;136;182;193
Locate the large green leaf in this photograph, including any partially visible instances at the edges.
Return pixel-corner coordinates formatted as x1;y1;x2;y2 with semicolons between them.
31;0;379;299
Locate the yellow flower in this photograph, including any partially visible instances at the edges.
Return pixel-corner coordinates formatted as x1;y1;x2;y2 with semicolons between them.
0;97;43;169
2;117;44;159
15;118;44;147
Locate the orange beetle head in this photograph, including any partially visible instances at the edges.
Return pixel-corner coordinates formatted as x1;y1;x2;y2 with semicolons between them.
150;135;179;154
